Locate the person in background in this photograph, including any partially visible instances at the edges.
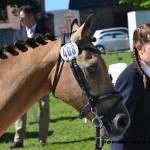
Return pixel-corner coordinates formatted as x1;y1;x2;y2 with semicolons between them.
10;5;50;148
110;24;150;150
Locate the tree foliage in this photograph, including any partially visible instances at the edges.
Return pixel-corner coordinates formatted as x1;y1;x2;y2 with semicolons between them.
119;0;150;9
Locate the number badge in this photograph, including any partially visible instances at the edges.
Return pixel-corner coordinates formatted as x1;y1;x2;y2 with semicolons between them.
60;43;79;61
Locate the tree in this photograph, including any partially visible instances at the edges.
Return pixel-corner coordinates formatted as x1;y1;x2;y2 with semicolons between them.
119;0;150;9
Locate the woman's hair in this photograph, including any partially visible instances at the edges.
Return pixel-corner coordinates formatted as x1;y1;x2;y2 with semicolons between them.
133;23;150;89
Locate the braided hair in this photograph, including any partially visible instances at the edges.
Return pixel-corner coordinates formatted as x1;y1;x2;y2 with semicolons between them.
132;24;150;89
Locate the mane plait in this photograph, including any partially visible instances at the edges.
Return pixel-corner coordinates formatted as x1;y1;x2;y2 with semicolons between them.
35;35;47;45
45;33;56;41
0;44;19;58
4;44;19;56
4;44;15;52
14;41;27;52
0;33;56;58
25;38;38;48
133;47;148;89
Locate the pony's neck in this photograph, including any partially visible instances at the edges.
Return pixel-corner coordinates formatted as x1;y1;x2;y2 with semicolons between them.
0;37;61;135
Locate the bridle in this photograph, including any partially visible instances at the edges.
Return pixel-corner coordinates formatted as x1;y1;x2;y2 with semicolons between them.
52;32;122;150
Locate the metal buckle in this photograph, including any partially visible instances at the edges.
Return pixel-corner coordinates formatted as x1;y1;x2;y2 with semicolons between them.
91;107;103;128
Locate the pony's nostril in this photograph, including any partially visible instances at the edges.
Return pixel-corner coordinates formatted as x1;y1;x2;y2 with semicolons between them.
117;115;128;129
113;114;128;130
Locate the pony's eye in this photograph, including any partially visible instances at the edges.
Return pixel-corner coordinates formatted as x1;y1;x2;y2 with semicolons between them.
87;65;97;73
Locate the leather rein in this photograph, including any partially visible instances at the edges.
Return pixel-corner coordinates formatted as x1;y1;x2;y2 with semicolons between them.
52;32;122;150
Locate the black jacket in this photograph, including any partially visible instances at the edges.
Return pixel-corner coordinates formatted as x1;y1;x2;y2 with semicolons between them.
110;63;150;150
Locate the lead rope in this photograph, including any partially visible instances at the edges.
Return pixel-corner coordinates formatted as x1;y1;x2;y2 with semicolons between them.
91;108;104;150
95;127;103;150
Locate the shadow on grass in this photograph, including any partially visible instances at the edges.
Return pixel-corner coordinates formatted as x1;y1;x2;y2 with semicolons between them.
2;130;54;142
51;137;94;145
50;116;78;123
29;116;78;124
26;130;54;139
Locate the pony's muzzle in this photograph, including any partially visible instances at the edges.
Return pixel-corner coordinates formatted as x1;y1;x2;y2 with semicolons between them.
113;113;129;131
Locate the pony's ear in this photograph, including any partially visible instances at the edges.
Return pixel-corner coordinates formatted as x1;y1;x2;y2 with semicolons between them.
70;14;94;42
71;18;80;33
81;14;93;37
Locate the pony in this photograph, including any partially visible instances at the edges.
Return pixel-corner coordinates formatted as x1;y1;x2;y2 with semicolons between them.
0;15;130;140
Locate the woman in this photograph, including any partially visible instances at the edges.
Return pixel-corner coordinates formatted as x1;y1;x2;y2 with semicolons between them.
110;24;150;150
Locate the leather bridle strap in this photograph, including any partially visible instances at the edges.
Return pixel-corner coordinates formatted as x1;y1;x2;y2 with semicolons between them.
79;46;101;55
52;54;62;98
69;59;95;106
52;32;70;98
69;52;122;121
79;91;122;119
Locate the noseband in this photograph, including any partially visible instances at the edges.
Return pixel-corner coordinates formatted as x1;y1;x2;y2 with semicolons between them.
52;32;122;150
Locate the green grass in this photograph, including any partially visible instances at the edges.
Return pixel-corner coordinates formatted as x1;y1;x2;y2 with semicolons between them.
0;52;133;150
0;97;102;150
102;51;133;67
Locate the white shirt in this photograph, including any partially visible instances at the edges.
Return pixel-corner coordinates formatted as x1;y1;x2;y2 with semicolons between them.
141;61;150;77
26;23;37;38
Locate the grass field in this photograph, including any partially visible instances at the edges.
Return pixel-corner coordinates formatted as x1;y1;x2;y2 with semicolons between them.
0;52;133;150
102;51;133;67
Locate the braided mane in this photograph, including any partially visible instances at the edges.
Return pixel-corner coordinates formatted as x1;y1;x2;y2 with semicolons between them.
0;33;56;59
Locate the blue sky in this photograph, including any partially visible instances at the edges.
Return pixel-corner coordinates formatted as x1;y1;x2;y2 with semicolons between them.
45;0;70;11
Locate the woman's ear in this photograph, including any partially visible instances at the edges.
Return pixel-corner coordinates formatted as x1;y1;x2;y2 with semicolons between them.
136;43;142;51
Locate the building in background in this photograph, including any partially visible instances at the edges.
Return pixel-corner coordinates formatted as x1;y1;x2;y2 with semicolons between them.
47;9;79;36
0;0;137;47
0;5;19;48
69;0;135;35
